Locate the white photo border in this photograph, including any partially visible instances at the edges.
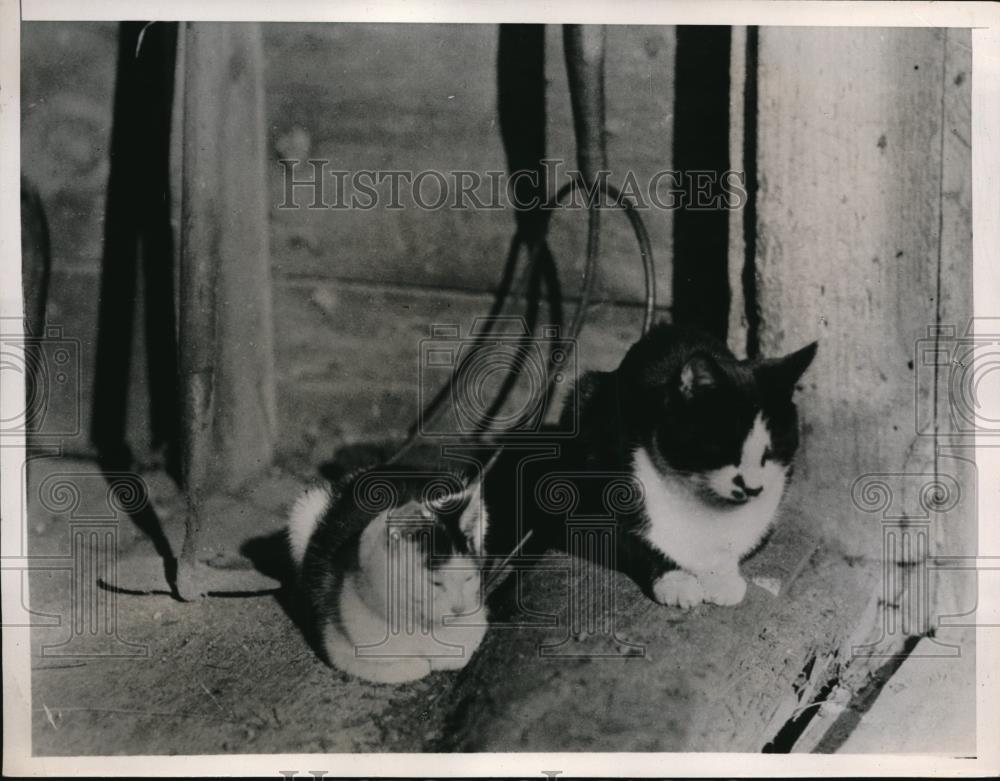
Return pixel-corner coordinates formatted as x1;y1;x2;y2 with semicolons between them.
3;1;998;777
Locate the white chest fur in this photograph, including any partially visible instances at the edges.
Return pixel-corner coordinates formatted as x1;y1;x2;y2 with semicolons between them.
631;446;786;575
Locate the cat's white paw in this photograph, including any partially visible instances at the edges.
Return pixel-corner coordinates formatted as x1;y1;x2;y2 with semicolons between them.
359;658;434;684
324;626;433;684
699;572;747;606
430;653;469;672
337;653;433;684
653;570;706;609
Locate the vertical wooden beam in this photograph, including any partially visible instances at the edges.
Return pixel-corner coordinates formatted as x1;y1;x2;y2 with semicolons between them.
753;29;951;559
746;31;973;751
727;26;749;358
176;23;275;598
932;28;975;629
176;23;220;597
176;22;275;493
211;24;277;489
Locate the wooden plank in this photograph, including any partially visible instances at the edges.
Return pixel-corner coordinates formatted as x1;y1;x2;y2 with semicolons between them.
932;28;976;628
727;25;749;358
22;22;676;308
832;629;975;754
211;24;278;489
175;23;277;597
19;22;118;272
272;279;664;473
746;28;975;752
428;508;879;751
176;22;222;594
176;23;277;493
269;23;675;307
751;28;948;558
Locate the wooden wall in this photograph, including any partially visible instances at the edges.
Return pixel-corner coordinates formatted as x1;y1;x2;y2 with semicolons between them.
265;23;676;305
22;22;678;466
23;21;973;569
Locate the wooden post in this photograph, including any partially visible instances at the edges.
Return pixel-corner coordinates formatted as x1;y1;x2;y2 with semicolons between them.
727;25;751;358
737;27;975;724
175;23;276;599
743;28;972;558
931;29;975;633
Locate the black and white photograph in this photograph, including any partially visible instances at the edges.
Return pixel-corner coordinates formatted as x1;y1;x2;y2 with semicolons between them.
2;0;999;775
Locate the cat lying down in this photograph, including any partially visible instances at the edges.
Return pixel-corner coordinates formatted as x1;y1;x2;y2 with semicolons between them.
552;322;818;609
287;465;490;684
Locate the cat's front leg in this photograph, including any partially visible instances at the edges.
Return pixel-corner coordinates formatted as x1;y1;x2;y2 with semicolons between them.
694;564;747;606
652;569;706;609
429;653;469;672
652;565;747;608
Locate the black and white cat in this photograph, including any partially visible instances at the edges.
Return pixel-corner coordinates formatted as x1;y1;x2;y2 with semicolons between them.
287;464;489;683
553;323;817;609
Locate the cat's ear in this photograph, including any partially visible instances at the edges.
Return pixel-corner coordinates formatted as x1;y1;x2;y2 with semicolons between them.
756;341;818;394
678;353;719;399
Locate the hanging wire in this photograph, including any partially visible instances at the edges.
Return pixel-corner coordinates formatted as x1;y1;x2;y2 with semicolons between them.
383;173;657;593
393;173;656;466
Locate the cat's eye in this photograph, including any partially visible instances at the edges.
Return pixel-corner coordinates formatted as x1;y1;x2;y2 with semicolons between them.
761;447;773;467
432;580;443;587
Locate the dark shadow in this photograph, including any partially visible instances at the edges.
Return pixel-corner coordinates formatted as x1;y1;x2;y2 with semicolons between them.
317;440;399;483
102;470;181;600
20;177;51;341
671;25;733;339
92;21;181;482
240;530;328;663
240;529;294;584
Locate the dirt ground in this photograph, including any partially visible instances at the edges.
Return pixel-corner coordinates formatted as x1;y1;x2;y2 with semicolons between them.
26;455;470;755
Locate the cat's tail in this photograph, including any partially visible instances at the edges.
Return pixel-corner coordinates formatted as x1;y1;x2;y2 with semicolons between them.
286;483;334;568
